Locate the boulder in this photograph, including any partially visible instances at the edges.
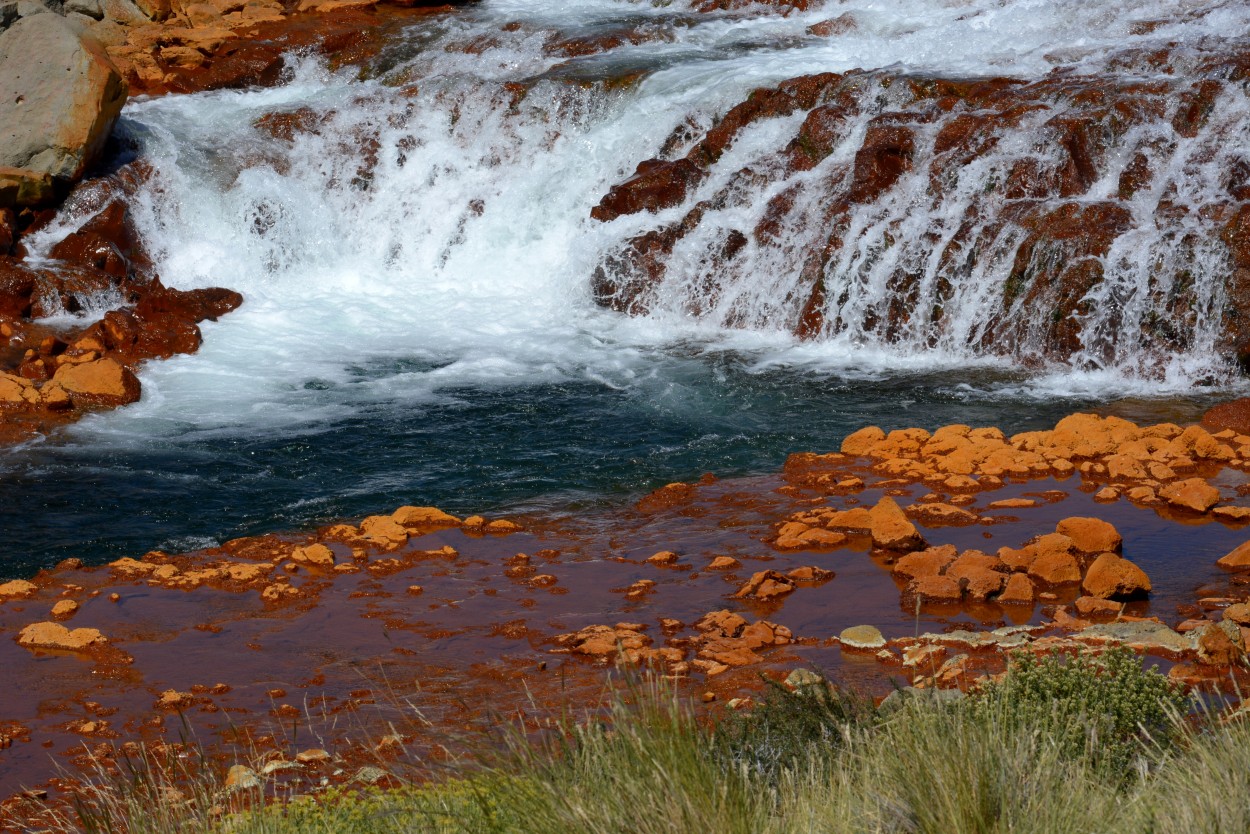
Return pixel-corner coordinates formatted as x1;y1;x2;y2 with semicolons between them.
1217;541;1250;570
0;14;127;202
17;620;106;650
1055;517;1122;553
391;505;460;528
838;624;885;650
996;573;1035;605
1159;478;1220;513
946;550;1006;600
1080;553;1150;600
0;579;37;597
290;543;334;567
52;357;140;406
868;495;926;551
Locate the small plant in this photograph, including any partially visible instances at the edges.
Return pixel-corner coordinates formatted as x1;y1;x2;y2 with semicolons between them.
970;647;1187;777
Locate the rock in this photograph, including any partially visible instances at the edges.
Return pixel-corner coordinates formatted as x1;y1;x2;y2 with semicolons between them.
1217;541;1250;570
0;579;37;598
50;599;78;618
1223;603;1250;626
784;667;824;691
1081;553;1151;600
868;495;926;551
391;504;458;528
987;498;1037;510
1196;621;1244;666
893;544;958;580
1027;545;1081;585
1159;478;1220;513
908;573;963;603
839;624;885;650
294;748;330;763
223;764;260;791
1203;398;1250;436
787;565;833;583
734;570;796;601
290;543;334;567
1075;621;1191;655
1213;506;1250;522
908;502;978;526
645;550;679;565
840;425;885;455
359;514;408;545
946;550;1006;600
996;573;1035;605
707;556;739;570
156;689;192;708
52;358;140;406
17;620;106;650
0;14;127;199
1055;517;1122;553
0;166;55;207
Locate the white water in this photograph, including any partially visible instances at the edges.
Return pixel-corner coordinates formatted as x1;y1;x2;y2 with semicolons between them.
26;0;1250;443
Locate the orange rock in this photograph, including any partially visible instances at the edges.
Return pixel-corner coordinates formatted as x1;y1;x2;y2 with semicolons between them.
52;358;141;406
943;475;980;492
1217;541;1250;570
1081;553;1151;600
1055;517;1122;553
391;506;460;528
893;545;958;580
290;543;334;567
1027;542;1081;585
840;426;886;456
1126;486;1159;504
734;570;796;601
1222;603;1250;626
1212;507;1250;522
868;496;926;551
946;550;1006;600
907;574;962;603
1159;478;1220;513
1105;454;1148;480
17;621;107;651
1074;595;1122;618
695;610;747;637
707;556;740;570
907;503;978;526
825;507;873;531
987;498;1036;510
646;551;679;565
1093;487;1120;502
360;515;409;545
0;579;37;598
996;573;1035;605
1195;622;1243;666
50;600;78;619
787;566;834;583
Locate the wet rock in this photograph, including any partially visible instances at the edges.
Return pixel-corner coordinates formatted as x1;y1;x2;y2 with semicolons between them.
1075;621;1190;654
391;505;460;528
223;764;260;791
1195;621;1244;666
1055;517;1121;553
294;748;330;763
557;623;651;659
893;544;958;580
52;357;140;406
1026;544;1082;586
1222;602;1250;626
0;14;128;200
0;579;37;598
50;599;78;618
359;514;408;546
290;543;334;567
17;620;106;650
707;555;739;570
1081;553;1151;600
590;158;705;222
946;550;1007;600
908;573;963;603
908;502;978;526
996;572;1035;605
1160;478;1220;513
646;550;679;565
1217;541;1250;570
838;624;885;650
734;569;796;601
868;495;926;551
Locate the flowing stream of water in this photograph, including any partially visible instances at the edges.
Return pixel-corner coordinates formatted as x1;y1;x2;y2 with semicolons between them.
3;0;1248;574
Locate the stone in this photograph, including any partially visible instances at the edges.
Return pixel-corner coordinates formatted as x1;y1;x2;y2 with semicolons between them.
223;765;260;791
0;14;127;195
1196;621;1243;666
1094;487;1120;502
986;498;1037;509
868;495;925;551
50;599;78;618
996;573;1035;605
1075;596;1122;618
784;668;824;690
1027;546;1081;585
17;621;106;650
1222;603;1250;626
1159;478;1220;513
1217;541;1250;570
838;624;885;650
840;425;885;455
1075;621;1191;655
907;573;963;603
734;570;796;601
707;556;739;570
787;565;833;582
52;358;140;406
1214;506;1250;522
0;579;37;598
892;544;958;580
359;515;408;545
946;550;1006;600
646;550;679;565
1081;553;1151;600
290;543;334;567
908;502;978;526
294;748;330;763
1055;517;1121;553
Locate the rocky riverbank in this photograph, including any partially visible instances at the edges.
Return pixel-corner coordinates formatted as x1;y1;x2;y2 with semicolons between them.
4;405;1250;828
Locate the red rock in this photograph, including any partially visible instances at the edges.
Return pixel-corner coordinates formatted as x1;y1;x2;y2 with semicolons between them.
17;621;107;651
391;506;460;528
868;495;926;551
946;550;1006;600
1074;595;1122;618
1160;478;1220;513
893;544;958;580
1195;622;1243;666
1027;546;1082;586
734;570;796;601
1055;517;1122;553
841;425;885;455
590;158;705;222
695;610;747;637
52;358;140;407
1081;553;1151;600
1217;541;1250;570
1203;398;1250;436
907;574;962;603
996;573;1035;605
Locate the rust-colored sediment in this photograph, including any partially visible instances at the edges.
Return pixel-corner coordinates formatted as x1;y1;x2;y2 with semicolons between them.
5;406;1250;829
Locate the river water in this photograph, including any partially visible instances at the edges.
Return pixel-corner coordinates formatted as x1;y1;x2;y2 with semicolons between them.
3;0;1248;574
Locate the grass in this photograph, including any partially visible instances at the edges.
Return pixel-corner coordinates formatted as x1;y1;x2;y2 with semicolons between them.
33;648;1250;834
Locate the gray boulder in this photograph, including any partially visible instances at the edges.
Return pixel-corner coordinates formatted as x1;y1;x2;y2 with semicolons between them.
0;13;127;205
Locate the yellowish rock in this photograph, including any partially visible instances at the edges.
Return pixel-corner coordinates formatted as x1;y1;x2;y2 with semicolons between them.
18;621;107;651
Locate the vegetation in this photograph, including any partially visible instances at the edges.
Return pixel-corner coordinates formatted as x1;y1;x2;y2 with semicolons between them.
42;648;1250;834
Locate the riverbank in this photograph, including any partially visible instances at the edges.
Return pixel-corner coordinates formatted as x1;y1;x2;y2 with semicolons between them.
4;406;1250;828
